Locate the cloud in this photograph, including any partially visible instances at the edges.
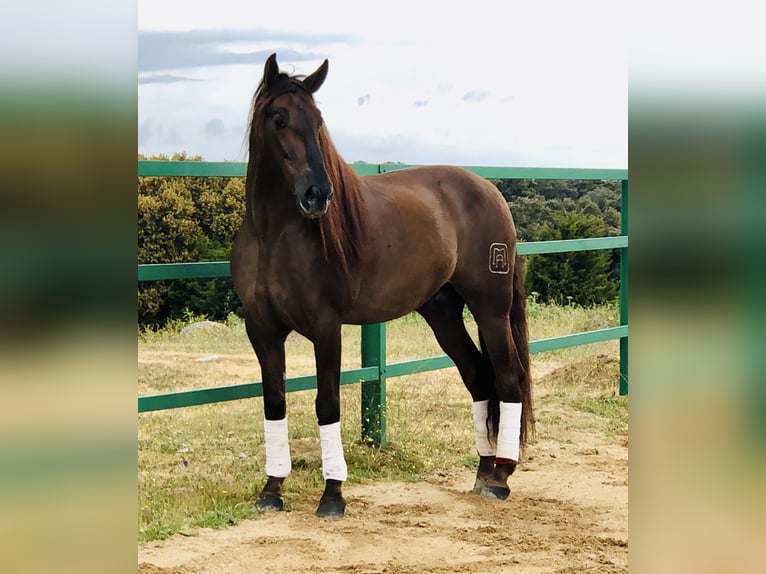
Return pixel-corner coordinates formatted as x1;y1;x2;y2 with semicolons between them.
137;120;156;147
462;89;489;103
138;29;355;73
138;74;202;85
138;119;183;150
203;119;226;138
356;94;371;106
412;100;429;108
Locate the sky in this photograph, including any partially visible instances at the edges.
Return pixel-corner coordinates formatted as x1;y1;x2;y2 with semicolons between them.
138;1;627;168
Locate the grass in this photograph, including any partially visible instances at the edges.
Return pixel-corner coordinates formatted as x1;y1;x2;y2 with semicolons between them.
138;300;627;541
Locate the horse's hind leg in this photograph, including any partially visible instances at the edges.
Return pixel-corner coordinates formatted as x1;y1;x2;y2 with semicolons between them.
457;251;532;501
470;311;526;500
416;284;497;493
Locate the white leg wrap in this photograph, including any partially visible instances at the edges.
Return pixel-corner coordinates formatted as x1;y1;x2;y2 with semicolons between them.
496;402;522;462
472;400;496;456
319;422;348;482
263;417;291;478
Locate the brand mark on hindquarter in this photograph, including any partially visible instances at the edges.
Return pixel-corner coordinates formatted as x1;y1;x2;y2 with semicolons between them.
489;242;510;274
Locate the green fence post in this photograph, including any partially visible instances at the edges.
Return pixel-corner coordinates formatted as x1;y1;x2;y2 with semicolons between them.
361;323;387;447
619;179;629;395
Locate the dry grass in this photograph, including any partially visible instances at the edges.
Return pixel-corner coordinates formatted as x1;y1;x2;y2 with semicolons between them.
138;301;626;541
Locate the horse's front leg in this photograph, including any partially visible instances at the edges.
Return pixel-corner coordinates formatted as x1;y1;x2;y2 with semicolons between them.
312;322;347;520
246;318;291;512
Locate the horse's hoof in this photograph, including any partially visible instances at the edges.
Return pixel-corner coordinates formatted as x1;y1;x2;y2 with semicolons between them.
315;498;346;520
472;476;489;494
255;494;284;512
481;485;511;500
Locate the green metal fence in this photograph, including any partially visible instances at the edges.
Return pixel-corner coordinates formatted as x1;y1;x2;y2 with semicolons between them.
138;161;628;447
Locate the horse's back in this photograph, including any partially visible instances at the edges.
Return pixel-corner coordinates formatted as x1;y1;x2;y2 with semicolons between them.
365;165;517;264
343;166;516;323
367;165;513;230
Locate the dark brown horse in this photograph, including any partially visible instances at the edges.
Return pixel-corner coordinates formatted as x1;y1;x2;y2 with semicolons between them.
231;54;533;519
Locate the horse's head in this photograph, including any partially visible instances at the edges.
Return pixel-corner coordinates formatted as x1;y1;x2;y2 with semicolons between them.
253;53;333;218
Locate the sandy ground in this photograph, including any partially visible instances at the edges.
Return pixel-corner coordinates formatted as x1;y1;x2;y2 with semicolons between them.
138;429;627;573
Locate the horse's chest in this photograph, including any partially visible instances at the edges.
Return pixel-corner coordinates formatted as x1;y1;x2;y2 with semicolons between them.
253;238;330;328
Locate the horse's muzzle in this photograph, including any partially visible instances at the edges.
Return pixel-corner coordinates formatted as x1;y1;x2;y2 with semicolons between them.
296;184;333;218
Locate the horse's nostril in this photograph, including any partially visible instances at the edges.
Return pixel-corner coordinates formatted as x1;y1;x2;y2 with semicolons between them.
306;185;320;203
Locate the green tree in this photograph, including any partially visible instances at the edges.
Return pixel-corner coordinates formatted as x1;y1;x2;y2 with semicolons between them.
508;196;554;241
137;177;202;325
183;178;246;321
137;178;200;263
491;178;535;202
525;208;618;305
197;178;245;242
137;153;248;326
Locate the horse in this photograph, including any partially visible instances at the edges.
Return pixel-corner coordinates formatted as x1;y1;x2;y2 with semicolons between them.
231;53;533;520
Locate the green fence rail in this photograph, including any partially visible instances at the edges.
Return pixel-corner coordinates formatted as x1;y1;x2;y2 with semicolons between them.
138;161;628;446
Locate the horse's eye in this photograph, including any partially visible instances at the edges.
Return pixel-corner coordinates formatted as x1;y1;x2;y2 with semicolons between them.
272;112;287;130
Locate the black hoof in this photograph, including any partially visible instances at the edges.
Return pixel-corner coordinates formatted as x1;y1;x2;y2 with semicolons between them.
315;498;346;520
255;494;284;512
481;485;511;500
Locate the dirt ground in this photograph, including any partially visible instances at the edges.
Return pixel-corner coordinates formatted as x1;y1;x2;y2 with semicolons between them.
138;425;627;573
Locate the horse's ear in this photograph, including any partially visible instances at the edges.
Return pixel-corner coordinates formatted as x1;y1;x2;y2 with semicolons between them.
263;53;279;90
302;59;329;94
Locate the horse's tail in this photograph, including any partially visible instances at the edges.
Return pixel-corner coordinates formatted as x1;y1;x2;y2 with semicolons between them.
485;253;534;455
510;253;534;449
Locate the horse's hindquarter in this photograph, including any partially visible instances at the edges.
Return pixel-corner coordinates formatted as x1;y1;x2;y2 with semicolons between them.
427;167;518;291
345;166;516;323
